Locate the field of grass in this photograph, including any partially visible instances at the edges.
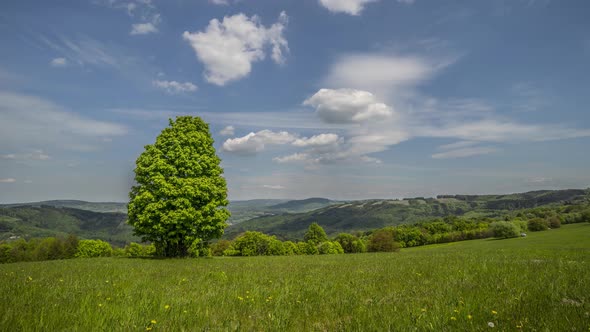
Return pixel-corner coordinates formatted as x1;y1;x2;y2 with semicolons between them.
1;224;589;331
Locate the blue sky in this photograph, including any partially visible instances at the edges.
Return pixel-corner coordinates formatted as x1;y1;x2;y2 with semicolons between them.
1;0;589;203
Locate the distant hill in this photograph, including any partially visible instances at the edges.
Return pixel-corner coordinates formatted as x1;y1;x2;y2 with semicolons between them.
267;198;337;213
0;206;137;246
225;189;590;240
1;200;127;213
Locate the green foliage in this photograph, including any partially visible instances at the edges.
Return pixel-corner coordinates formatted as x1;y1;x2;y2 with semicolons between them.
512;219;528;233
230;231;285;256
127;116;230;257
282;241;298;255
317;241;344;254
547;216;561;228
75;240;112;258
490;221;520;239
368;228;400;252
296;241;318;255
124;242;155;257
304;223;328;245
210;240;232;256
528;218;549;232
334;233;366;253
0;235;79;264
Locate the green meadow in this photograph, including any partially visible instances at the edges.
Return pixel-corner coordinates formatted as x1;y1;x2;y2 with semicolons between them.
1;224;589;331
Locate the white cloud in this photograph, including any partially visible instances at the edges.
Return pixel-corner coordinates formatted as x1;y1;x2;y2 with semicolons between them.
0;150;50;160
0;91;127;152
50;57;67;67
0;178;16;183
273;153;312;164
131;22;158;35
209;0;229;5
152;80;198;94
222;130;296;154
303;88;394;123
183;11;289;86
437;141;478;150
432;146;499;159
318;0;379;15
323;53;453;98
220;125;235;136
293;133;340;147
262;184;285;190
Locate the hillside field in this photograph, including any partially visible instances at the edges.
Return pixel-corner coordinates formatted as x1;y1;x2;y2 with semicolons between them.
1;223;588;331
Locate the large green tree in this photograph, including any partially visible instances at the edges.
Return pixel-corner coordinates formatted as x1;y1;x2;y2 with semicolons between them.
127;116;230;257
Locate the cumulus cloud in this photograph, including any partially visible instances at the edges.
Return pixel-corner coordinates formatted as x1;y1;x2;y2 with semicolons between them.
222;130;296;154
303;88;393;123
318;0;379;15
50;57;67;67
152;80;198;94
97;0;161;35
292;133;340;147
273;153;311;164
209;0;229;5
220;125;235;136
183;11;289;86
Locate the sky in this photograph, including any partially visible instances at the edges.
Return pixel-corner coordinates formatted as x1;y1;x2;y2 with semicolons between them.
1;0;590;203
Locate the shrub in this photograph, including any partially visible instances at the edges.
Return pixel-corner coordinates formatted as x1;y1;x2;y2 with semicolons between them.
304;223;328;245
547;216;561;229
528;218;549;232
282;241;298;255
231;231;280;256
512;219;528;233
0;243;13;264
368;228;400;252
318;241;344;254
210;240;232;256
490;221;520;238
124;242;155;257
334;233;366;253
297;241;318;255
75;239;112;258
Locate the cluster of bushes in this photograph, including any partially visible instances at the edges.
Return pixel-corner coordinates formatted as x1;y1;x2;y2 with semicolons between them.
211;223;401;257
0;235;79;263
0;236;156;264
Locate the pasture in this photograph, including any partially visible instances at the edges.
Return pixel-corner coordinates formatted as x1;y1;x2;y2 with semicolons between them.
1;223;589;331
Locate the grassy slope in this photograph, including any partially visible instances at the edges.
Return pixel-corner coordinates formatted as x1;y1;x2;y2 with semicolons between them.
1;223;588;331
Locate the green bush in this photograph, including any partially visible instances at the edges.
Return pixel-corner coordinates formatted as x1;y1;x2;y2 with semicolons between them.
512;219;528;233
297;241;318;255
368;228;400;252
124;242;155;257
0;243;13;264
282;241;298;255
318;241;344;254
211;240;232;256
75;239;113;258
490;221;520;238
304;223;328;245
547;216;561;229
231;231;285;256
528;218;549;232
334;233;367;253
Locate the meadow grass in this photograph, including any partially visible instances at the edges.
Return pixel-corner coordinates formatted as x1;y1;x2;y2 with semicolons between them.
1;224;589;331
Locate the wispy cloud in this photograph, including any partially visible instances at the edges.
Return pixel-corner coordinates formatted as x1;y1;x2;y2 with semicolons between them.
50;57;67;67
96;0;161;35
0;150;50;160
432;146;499;159
0;91;127;152
39;35;119;68
0;178;16;183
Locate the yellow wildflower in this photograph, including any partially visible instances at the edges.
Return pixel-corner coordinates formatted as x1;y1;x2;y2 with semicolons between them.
491;310;497;315
467;315;472;320
450;317;457;321
164;305;170;310
421;308;427;312
151;320;157;324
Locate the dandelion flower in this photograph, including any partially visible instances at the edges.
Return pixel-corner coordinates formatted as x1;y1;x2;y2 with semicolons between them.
467;315;472;320
454;309;459;313
150;320;157;324
491;310;497;315
164;305;170;310
238;296;244;301
98;303;103;307
488;322;495;328
421;308;427;312
450;317;457;321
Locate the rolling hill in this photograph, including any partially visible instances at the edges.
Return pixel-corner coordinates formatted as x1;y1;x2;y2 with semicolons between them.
225;189;590;240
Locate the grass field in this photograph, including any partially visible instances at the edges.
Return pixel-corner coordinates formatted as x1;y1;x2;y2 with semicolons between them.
1;224;589;331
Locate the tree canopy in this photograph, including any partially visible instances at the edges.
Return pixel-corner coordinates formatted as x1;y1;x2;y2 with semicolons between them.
304;222;328;245
127;116;230;257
